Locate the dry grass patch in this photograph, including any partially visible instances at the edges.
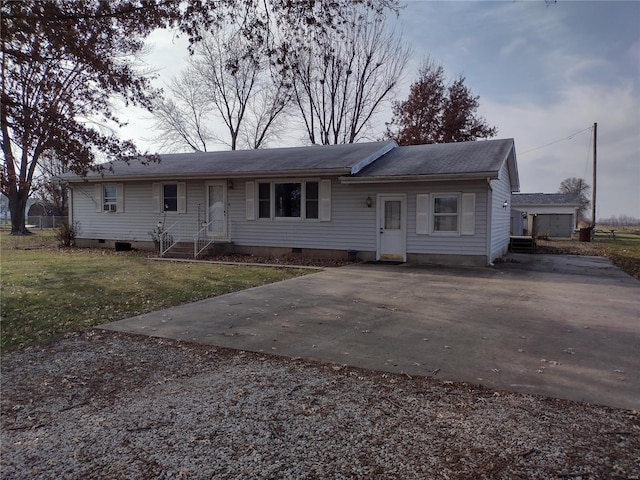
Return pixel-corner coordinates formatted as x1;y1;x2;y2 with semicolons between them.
537;227;640;280
1;232;311;352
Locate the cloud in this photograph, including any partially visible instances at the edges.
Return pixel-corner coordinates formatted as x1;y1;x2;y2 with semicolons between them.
483;80;640;218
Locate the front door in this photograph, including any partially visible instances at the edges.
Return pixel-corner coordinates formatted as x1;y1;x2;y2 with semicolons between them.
206;182;227;238
377;194;406;261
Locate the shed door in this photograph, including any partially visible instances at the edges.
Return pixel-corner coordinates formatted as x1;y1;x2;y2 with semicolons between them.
377;194;406;262
207;182;227;238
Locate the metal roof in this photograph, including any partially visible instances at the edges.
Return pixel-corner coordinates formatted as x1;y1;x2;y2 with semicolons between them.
512;193;581;206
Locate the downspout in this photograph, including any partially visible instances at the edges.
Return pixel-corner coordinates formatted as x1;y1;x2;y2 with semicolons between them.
486;177;493;266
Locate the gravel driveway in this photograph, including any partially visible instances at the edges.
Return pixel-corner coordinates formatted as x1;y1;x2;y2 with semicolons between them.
1;330;639;479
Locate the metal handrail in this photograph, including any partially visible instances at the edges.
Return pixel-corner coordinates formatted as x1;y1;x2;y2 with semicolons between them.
159;220;180;257
193;223;215;259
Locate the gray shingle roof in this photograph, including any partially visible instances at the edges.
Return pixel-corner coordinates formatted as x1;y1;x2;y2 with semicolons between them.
512;193;581;206
64;142;396;180
354;138;515;178
61;138;517;186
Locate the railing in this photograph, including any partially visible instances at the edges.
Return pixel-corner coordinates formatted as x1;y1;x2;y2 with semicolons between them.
159;220;181;257
193;223;215;259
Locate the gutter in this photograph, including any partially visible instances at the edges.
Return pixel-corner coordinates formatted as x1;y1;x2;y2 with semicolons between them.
61;168;353;183
338;171;500;184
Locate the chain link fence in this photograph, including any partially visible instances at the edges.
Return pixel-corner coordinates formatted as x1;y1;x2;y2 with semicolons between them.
26;216;68;229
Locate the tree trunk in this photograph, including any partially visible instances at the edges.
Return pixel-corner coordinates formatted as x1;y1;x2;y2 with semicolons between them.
8;190;32;235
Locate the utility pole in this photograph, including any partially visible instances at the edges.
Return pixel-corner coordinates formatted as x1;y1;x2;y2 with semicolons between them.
591;122;597;227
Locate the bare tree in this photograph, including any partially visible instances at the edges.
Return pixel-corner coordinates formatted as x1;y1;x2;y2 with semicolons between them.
34;151;70;217
151;70;215;152
152;29;290;151
558;177;591;222
289;12;411;145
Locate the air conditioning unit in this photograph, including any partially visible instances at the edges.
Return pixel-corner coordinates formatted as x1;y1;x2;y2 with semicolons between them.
104;203;117;212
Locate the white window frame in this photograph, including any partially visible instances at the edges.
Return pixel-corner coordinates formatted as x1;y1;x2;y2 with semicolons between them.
96;183;124;213
416;192;475;236
432;193;460;235
251;179;324;222
152;182;186;214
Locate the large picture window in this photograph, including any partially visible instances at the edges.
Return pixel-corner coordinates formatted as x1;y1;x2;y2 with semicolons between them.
253;180;321;220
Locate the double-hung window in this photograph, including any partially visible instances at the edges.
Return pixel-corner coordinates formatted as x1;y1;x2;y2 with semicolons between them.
416;192;475;236
96;183;123;213
103;185;117;212
152;182;186;214
433;195;459;232
163;184;178;212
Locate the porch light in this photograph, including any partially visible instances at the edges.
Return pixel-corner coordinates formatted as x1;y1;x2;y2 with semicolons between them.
228;180;234;190
366;196;373;208
157;221;163;228
503;200;508;209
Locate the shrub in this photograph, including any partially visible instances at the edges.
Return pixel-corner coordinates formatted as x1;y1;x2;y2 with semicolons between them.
56;221;79;247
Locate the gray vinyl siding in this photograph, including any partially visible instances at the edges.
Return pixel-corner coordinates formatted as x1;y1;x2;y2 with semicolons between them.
489;160;513;261
71;177;489;257
71;181;206;242
232;179;488;256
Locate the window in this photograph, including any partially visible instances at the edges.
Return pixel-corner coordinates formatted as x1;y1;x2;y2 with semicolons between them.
252;180;321;220
275;183;301;217
163;184;178;212
258;182;270;219
433;195;458;232
97;183;123;213
103;185;117;212
416;193;475;236
152;182;186;214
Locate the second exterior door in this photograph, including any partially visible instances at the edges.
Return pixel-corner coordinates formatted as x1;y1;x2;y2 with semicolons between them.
377;194;407;262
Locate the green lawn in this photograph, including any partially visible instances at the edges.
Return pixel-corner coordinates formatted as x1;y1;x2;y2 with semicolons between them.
0;232;311;352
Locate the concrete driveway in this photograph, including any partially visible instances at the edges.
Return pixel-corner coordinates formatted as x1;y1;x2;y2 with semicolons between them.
102;254;639;410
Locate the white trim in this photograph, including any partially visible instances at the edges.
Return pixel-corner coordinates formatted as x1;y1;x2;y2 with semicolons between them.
376;193;407;262
245;181;255;220
206;181;228;238
416;194;430;235
460;193;476;236
250;178;326;221
430;192;461;236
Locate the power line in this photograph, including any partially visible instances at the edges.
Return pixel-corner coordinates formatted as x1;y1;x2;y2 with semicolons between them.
519;126;593;155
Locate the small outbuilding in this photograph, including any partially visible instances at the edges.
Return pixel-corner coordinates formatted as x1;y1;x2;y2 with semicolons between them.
511;193;581;239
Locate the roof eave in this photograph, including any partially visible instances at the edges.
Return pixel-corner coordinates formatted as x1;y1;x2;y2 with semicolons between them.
63;167;352;183
339;171;499;184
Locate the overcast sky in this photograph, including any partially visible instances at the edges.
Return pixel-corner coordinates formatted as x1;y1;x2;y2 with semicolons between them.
121;1;640;219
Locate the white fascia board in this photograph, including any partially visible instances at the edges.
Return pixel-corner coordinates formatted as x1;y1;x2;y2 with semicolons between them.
339;171;499;184
64;168;351;183
349;141;398;175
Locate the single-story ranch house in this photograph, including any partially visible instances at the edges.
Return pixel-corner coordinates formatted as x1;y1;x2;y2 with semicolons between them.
61;138;520;266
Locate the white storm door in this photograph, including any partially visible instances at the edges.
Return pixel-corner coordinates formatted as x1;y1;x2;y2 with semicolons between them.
377;194;406;261
206;182;227;238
